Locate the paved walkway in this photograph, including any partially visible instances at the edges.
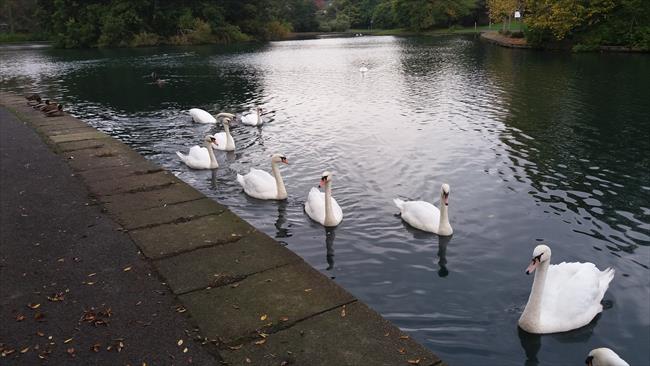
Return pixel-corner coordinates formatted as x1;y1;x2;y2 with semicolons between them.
0;106;218;364
0;93;444;365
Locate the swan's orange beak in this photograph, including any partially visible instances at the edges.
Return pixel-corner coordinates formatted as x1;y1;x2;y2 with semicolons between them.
281;158;288;164
525;259;539;275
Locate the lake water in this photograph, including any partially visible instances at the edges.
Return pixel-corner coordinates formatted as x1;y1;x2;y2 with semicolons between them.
1;35;649;365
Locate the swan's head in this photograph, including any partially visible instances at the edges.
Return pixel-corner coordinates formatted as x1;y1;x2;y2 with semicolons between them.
44;99;50;105
586;348;627;366
271;153;288;164
526;244;551;275
216;112;236;121
319;171;333;188
221;117;232;126
440;183;450;206
204;135;218;148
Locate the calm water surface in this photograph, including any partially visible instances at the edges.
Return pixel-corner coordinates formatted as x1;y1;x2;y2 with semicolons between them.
2;36;649;365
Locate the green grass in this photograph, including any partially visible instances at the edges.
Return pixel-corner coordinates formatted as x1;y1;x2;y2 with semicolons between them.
348;21;525;37
0;33;48;43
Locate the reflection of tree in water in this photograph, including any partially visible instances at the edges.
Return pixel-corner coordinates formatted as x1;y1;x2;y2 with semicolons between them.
274;200;291;239
326;228;335;274
517;313;601;366
486;48;649;254
437;235;452;277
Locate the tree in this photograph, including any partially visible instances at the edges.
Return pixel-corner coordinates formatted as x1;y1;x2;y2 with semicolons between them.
486;0;518;31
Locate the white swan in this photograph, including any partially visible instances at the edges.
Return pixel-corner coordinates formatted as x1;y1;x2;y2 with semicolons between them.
359;66;368;73
241;107;264;126
176;136;219;170
236;154;288;200
212;113;236;151
586;348;629;366
189;108;216;124
393;184;453;236
305;171;343;227
518;244;615;334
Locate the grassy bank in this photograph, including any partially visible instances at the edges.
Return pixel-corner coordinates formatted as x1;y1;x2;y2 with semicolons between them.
347;22;524;37
0;33;48;43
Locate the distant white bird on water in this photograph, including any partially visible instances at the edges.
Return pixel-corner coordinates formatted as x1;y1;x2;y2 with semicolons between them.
189;108;216;124
176;135;219;170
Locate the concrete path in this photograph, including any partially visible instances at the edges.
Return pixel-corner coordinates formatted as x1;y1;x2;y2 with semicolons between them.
0;93;445;365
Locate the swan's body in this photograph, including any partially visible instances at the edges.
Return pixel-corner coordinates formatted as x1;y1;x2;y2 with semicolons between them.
586;348;629;366
518;245;615;334
237;154;288;200
176;136;219;170
394;184;453;236
189;108;216;124
212;114;236;151
241;107;264;126
359;66;368;73
305;171;343;227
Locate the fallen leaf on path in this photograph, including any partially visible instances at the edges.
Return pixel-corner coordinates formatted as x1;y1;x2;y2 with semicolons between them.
36;331;44;337
254;339;266;345
20;347;30;354
91;343;101;352
280;316;289;322
260;314;267;321
399;335;410;340
245;357;251;363
183;347;188;353
304;288;312;292
341;305;346;317
87;273;96;277
15;314;26;321
64;338;73;344
123;266;132;272
407;359;420;365
27;303;41;309
228;345;243;351
177;339;183;346
230;283;240;288
47;293;65;302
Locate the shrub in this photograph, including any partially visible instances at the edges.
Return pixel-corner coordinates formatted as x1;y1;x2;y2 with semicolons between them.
263;21;292;40
130;32;160;47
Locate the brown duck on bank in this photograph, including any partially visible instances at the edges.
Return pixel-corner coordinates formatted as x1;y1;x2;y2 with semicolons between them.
44;104;64;117
40;100;59;112
34;99;50;109
27;95;42;106
25;93;41;104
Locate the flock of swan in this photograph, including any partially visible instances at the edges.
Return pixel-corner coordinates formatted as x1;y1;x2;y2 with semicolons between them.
175;110;629;365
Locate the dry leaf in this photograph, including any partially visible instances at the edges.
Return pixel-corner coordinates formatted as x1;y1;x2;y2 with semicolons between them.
230;283;240;288
407;359;420;365
27;303;41;309
183;347;188;353
280;316;289;322
398;348;406;354
15;314;26;321
245;358;252;363
123;266;132;272
87;273;96;277
64;338;73;344
260;314;268;321
36;331;45;337
177;339;183;346
91;343;101;353
228;345;243;351
304;288;312;292
341;305;346;317
254;339;266;345
20;347;30;354
47;292;65;302
384;332;390;337
399;335;410;340
175;306;186;313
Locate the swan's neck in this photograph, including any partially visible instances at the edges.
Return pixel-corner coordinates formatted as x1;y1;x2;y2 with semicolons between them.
256;109;261;122
271;162;287;200
205;142;218;168
224;124;235;150
324;181;335;226
520;260;549;329
438;195;452;235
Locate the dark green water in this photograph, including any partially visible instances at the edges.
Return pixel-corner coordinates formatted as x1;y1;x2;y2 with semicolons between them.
1;36;649;365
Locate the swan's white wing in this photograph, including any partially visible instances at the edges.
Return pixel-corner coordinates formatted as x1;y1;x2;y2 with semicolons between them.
241;112;260;126
541;262;612;332
305;187;326;225
189;108;216;123
240;169;278;199
213;132;227;150
399;200;440;233
177;148;209;169
188;145;209;160
329;196;343;225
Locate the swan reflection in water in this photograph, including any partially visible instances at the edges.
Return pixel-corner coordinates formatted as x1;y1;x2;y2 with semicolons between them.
518;314;601;366
274;200;292;239
437;235;451;277
325;228;335;273
210;169;218;189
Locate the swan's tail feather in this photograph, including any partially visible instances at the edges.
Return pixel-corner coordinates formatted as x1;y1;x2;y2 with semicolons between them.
236;173;245;187
393;198;405;212
176;151;186;162
600;267;615;291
